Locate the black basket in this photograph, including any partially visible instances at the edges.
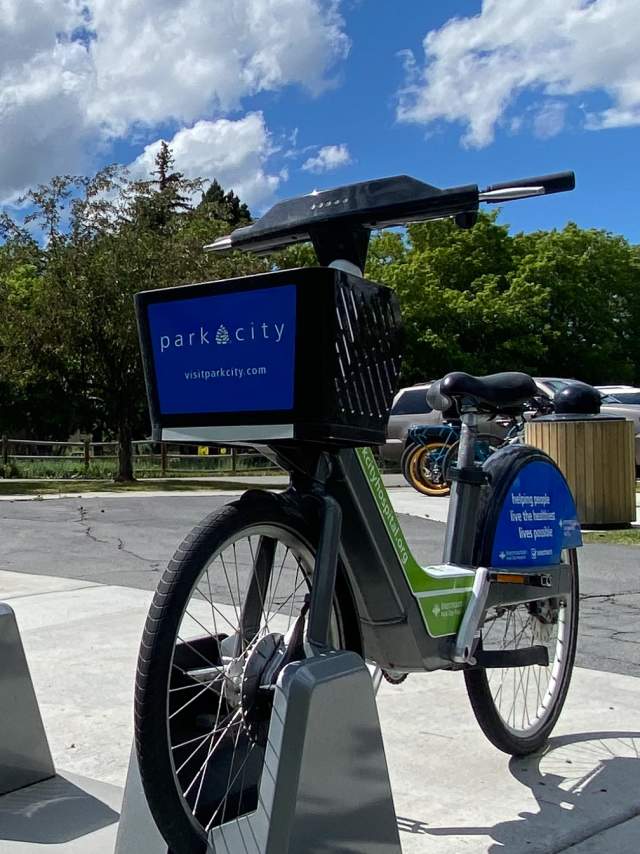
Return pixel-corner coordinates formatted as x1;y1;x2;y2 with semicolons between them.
136;266;403;447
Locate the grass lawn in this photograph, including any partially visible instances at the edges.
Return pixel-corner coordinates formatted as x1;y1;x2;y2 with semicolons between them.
582;528;640;546
0;478;287;496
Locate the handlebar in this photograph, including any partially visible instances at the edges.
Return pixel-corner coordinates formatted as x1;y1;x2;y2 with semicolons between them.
205;170;575;257
479;171;575;203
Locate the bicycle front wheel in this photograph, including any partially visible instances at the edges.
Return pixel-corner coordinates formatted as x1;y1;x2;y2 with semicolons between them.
406;441;452;496
134;492;358;854
464;549;579;755
400;441;418;485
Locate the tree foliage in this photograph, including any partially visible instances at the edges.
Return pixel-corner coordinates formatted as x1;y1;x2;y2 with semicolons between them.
0;150;264;479
365;214;640;385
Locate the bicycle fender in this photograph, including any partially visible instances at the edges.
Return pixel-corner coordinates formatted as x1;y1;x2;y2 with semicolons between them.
474;444;582;569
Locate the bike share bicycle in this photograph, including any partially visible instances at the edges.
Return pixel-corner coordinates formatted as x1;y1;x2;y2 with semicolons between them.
132;171;581;854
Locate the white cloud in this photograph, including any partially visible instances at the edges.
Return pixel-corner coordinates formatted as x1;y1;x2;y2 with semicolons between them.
0;0;349;201
0;2;94;200
397;0;640;147
533;101;567;140
84;0;349;135
128;113;280;209
302;143;352;173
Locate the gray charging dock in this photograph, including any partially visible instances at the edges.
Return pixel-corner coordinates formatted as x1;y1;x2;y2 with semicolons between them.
116;650;401;854
0;603;55;796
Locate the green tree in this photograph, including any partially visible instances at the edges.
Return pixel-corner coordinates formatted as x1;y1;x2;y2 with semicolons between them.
510;224;640;383
0;153;264;481
0;248;81;438
364;213;545;382
198;179;251;227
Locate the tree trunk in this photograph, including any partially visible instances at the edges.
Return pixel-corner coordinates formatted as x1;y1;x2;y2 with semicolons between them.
115;418;135;482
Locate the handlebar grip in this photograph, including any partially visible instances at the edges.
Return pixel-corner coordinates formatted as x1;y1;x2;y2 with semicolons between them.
426;381;453;413
484;171;575;196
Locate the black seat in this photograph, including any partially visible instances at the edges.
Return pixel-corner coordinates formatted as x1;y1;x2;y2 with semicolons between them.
427;371;538;413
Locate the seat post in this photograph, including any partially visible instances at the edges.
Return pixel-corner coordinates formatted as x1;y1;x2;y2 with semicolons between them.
456;411;478;468
442;411;484;566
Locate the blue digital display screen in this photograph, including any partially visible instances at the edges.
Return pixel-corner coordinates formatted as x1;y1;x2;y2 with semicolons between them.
147;284;297;415
491;461;582;567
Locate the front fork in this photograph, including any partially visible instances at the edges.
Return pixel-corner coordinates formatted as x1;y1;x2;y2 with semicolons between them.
306;468;342;652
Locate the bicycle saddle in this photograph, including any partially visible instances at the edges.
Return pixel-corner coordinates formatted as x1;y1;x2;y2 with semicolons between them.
427;371;538;413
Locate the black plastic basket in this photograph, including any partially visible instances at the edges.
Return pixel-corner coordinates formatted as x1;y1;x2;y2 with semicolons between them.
136;266;403;447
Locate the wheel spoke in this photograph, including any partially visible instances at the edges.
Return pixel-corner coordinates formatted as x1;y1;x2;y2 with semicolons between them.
219;707;245;826
205;568;221;639
478;567;574;741
218;553;240;625
176;708;238;777
205;740;257;832
189;588;238;635
169;674;225;720
183;709;243;798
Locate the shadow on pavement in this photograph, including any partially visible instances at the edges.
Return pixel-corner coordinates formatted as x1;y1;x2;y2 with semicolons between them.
0;773;119;844
397;730;640;853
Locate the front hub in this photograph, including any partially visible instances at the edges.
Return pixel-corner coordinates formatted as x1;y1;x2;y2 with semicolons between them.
241;632;284;746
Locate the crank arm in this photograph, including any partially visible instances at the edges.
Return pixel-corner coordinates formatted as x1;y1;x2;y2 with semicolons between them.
467;645;549;670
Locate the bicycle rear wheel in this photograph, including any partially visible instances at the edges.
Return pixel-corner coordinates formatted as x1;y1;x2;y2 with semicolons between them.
464;549;579;755
135;492;358;854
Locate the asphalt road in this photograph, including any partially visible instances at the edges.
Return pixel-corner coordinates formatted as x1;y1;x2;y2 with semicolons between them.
1;494;638;676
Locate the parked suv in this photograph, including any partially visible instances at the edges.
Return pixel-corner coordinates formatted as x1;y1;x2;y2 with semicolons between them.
380;383;441;464
535;378;640;467
380;382;505;465
597;386;640;468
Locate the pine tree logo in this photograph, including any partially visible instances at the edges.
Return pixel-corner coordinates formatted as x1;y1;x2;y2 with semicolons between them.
215;324;230;344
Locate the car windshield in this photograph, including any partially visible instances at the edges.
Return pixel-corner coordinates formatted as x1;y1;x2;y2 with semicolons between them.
542;380;571;393
391;388;432;415
601;392;640;405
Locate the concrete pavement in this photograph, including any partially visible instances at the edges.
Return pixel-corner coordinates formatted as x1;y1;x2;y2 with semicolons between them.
1;568;639;853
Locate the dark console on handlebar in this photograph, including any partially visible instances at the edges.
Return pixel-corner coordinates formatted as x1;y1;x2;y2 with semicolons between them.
205;170;575;270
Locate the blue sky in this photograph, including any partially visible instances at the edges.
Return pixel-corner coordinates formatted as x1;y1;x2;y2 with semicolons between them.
2;0;639;241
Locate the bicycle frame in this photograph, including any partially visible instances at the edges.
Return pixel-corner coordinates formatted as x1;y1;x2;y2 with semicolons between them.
271;412;577;674
270;443;468;672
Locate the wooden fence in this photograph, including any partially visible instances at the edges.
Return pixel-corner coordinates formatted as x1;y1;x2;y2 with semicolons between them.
0;436;276;477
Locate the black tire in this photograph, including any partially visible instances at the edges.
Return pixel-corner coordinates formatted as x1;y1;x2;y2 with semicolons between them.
400;442;418;484
406;441;452;496
134;491;360;854
464;549;579;755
